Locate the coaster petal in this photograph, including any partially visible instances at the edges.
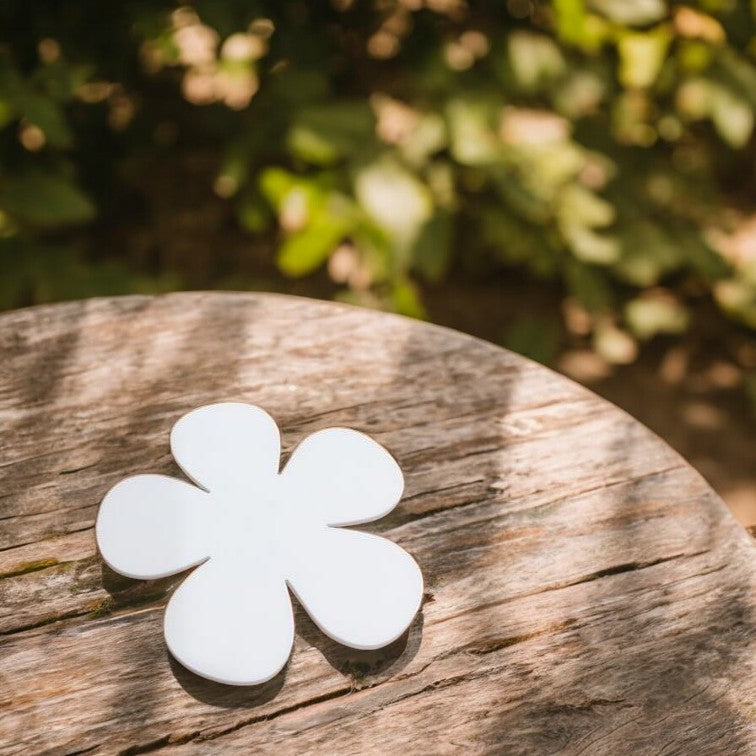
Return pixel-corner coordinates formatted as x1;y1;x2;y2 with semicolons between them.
164;559;295;685
170;403;281;494
282;428;404;526
96;474;211;580
286;526;423;650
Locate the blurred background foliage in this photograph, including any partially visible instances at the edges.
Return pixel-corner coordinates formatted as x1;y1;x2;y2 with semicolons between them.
0;0;755;365
1;0;755;523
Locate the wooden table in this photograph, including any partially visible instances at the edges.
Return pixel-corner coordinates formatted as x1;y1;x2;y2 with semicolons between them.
1;292;754;754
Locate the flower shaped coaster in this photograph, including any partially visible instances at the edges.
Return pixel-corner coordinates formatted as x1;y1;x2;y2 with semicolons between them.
96;403;423;686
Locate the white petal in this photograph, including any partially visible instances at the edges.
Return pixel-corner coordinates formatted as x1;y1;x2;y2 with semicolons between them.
286;527;423;650
282;428;404;526
170;403;281;494
164;559;294;685
96;474;210;580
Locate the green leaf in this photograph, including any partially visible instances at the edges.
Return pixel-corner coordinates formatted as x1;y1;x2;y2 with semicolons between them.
354;158;433;255
446;95;502;166
391;278;426;319
259;167;299;206
287;102;375;165
513;143;586;202
508;32;566;94
710;86;754;148
625;296;689;339
554;70;606;118
0;170;95;227
589;0;666;26
558;185;619;264
400;112;447;166
259;167;335;214
277;217;348;277
617;26;672;89
558;185;615;228
714;280;756;329
553;0;610;52
564;224;621;264
715;47;756;108
553;0;588;46
287;126;340;165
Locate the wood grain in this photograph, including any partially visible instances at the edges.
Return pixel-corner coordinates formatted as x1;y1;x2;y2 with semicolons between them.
0;292;753;754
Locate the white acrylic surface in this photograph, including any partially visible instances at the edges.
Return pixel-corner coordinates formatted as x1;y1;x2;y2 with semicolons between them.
96;402;423;686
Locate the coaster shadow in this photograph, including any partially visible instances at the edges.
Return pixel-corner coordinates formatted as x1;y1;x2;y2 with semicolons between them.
291;594;425;684
169;653;288;708
169;596;425;708
99;558;426;708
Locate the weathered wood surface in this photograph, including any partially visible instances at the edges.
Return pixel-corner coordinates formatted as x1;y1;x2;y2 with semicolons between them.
0;292;753;755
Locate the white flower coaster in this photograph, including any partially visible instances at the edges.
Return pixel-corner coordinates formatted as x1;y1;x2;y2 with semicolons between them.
96;402;424;686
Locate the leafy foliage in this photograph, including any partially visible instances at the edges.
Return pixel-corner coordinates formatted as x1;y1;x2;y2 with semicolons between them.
0;0;754;364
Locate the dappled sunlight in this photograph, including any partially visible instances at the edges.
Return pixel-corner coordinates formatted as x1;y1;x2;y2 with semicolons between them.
141;7;272;110
444;30;490;71
0;0;754;745
682;401;726;430
18;122;44;152
559;349;612;382
499;106;569;146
